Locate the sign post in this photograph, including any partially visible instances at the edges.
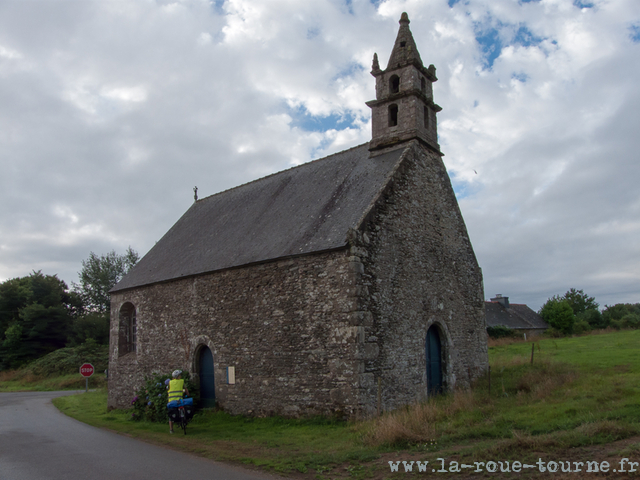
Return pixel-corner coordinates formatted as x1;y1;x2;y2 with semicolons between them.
80;363;94;392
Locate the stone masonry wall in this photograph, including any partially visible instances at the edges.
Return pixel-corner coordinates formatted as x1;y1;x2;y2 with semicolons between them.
352;142;489;415
108;249;365;417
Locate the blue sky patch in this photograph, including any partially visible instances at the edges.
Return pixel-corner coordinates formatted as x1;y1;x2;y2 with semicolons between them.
475;21;546;69
333;62;365;81
512;72;528;82
449;172;479;201
344;0;354;15
630;24;640;43
288;106;357;133
514;25;544;47
211;0;225;14
573;0;595;8
448;0;461;7
475;24;502;69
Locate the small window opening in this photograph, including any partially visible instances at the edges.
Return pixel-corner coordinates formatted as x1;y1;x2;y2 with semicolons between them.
424;106;430;129
118;302;137;356
421;77;426;94
400;41;406;47
390;75;400;94
389;104;398;127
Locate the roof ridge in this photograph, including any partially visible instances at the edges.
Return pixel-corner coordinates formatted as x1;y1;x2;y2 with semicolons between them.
196;142;369;204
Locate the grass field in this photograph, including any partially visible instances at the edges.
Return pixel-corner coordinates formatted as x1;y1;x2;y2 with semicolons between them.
31;330;640;478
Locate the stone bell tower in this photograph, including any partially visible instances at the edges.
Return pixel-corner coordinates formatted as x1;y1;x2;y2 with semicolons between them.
367;13;442;153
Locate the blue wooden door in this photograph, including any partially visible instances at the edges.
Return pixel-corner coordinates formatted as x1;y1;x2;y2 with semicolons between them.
426;326;443;396
199;346;216;408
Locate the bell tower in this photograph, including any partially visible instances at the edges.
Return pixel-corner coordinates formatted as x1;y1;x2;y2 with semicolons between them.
367;13;442;153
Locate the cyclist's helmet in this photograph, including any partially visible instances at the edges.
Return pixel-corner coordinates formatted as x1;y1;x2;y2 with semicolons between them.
172;369;182;378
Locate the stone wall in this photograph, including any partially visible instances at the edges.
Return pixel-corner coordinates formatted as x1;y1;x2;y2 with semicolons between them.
108;249;368;417
108;141;488;419
353;141;489;415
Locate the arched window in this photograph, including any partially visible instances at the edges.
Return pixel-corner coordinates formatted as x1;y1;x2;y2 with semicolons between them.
388;104;398;127
389;75;400;94
118;302;136;356
424;106;430;128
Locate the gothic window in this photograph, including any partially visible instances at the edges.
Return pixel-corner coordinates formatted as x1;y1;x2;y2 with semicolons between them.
389;104;398;127
118;302;137;356
389;75;400;94
424;106;430;128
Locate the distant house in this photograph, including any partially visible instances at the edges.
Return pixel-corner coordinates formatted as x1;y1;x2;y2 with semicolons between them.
485;295;548;337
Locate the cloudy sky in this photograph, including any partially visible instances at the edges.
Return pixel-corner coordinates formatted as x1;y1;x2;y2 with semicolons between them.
1;0;638;310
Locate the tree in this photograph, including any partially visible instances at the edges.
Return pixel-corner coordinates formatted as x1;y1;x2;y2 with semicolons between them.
603;303;640;329
0;271;81;369
562;288;599;315
74;247;139;314
541;289;602;333
539;297;575;335
68;248;139;346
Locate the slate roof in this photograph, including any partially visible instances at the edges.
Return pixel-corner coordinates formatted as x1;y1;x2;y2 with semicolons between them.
112;143;408;292
485;302;549;330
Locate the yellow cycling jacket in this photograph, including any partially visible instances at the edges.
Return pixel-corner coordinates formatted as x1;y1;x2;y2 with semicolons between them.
168;379;184;402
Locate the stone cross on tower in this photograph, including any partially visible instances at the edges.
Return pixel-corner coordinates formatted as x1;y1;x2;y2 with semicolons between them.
367;13;442;153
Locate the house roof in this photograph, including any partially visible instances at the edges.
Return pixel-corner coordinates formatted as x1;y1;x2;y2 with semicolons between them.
112;143;408;292
485;301;549;330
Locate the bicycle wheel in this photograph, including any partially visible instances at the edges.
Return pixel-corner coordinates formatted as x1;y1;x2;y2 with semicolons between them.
179;407;187;435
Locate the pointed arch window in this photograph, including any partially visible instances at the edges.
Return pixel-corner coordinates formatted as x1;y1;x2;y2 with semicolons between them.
389;75;400;94
118;302;137;356
389;104;398;127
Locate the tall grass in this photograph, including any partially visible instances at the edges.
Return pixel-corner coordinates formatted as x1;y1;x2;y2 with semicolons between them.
359;357;577;448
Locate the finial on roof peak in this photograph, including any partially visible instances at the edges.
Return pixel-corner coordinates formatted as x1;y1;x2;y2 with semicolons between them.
372;52;380;73
400;12;410;24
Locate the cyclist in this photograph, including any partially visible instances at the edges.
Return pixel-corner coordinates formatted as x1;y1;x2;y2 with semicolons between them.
167;369;189;434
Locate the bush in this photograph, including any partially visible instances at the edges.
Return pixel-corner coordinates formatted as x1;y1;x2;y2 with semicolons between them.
540;299;574;335
487;326;517;339
620;314;640;329
572;318;591;335
577;309;606;329
27;339;108;377
130;372;199;423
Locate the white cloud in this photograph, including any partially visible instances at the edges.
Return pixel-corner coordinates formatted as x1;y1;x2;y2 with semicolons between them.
0;0;638;310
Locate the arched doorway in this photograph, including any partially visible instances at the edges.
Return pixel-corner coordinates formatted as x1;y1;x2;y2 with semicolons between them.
198;346;216;408
426;326;443;396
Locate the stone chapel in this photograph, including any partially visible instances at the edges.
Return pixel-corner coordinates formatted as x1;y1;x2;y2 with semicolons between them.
108;13;489;418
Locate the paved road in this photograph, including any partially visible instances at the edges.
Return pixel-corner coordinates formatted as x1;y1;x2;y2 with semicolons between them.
0;391;278;480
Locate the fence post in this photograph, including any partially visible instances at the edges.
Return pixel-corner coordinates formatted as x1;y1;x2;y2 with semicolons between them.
530;342;535;364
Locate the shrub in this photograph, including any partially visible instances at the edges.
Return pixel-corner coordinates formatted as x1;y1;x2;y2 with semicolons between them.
540;299;574;335
573;318;591;335
487;326;517;339
130;372;199;423
27;339;108;377
577;309;606;329
620;314;640;329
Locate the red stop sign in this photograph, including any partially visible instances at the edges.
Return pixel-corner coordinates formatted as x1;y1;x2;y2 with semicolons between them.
80;363;94;377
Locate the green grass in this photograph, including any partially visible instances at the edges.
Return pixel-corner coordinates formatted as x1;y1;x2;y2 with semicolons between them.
33;330;640;478
53;389;375;474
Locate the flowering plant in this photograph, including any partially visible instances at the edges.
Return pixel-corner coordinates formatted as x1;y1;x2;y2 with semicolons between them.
129;371;198;422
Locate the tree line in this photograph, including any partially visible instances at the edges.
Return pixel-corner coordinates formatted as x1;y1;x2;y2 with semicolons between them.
539;288;640;336
0;248;138;370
